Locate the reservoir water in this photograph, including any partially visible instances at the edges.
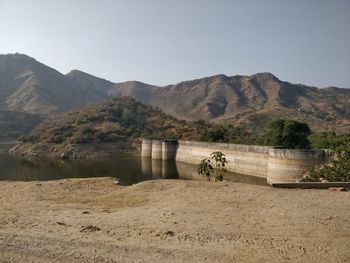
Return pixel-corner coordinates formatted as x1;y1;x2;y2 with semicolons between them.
0;141;266;185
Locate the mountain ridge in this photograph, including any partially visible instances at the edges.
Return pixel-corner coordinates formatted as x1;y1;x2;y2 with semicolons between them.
1;53;349;135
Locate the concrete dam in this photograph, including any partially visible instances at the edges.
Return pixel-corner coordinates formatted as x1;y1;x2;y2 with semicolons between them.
141;139;326;185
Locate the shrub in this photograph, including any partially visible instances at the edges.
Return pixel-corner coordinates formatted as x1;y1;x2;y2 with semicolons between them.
80;125;96;134
200;126;226;142
75;133;95;144
301;141;350;182
96;130;122;142
197;151;228;182
19;134;39;143
49;135;65;144
309;132;350;149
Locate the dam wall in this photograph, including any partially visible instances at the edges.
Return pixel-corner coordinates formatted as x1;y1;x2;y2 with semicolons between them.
267;148;325;184
141;139;153;158
142;139;326;184
151;140;162;160
176;141;273;178
162;140;178;160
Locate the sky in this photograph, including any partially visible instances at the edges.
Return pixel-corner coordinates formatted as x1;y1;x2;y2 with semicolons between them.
0;0;349;88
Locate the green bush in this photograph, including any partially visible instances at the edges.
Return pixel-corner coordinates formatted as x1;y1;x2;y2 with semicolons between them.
301;141;350;182
200;126;226;142
309;132;350;149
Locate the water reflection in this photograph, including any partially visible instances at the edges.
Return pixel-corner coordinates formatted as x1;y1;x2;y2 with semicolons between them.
177;161;266;185
151;159;162;179
162;161;179;179
0;142;266;186
142;158;179;180
141;157;152;178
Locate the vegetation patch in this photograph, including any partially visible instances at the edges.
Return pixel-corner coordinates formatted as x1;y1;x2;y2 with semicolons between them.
264;119;311;149
301;141;350;182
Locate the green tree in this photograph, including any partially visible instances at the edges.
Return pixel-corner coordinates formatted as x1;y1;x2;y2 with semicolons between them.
200;125;227;142
264;119;311;149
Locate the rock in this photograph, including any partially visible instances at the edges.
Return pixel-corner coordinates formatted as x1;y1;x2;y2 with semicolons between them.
80;225;101;232
164;231;175;236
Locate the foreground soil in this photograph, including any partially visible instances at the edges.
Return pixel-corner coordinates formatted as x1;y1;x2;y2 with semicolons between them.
0;178;349;263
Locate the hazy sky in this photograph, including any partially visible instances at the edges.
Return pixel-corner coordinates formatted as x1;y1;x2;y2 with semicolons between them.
0;0;349;88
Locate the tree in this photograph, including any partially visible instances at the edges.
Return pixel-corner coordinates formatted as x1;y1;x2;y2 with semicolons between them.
197;151;228;182
200;125;227;142
264;119;311;149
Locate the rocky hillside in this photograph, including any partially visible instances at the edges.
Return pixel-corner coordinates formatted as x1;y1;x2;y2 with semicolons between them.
10;97;198;158
1;53;350;134
0;54;108;116
110;73;350;133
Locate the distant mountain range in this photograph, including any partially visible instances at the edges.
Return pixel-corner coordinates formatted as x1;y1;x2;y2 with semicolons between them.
1;53;349;137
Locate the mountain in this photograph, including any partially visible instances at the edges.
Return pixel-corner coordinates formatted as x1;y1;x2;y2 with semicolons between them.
1;53;350;135
109;73;350;133
0;53;108;116
0;111;42;139
11;97;199;158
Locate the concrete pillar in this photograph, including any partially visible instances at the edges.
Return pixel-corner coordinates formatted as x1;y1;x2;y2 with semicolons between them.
267;149;326;185
151;140;162;160
161;140;178;160
141;139;153;158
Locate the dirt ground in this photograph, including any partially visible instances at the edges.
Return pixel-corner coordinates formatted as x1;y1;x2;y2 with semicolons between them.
0;177;349;263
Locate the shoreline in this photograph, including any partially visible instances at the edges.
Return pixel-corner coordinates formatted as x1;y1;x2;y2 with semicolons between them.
8;141;140;159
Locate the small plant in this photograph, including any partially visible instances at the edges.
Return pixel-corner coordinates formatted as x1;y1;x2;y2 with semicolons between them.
197;151;228;182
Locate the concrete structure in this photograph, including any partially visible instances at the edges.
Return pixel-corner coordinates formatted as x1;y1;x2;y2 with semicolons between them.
141;139;153;158
162;140;178;160
141;139;327;185
175;141;273;178
151;140;162;160
267;149;325;184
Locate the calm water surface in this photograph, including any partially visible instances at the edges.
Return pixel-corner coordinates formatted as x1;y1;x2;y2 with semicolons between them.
0;141;266;186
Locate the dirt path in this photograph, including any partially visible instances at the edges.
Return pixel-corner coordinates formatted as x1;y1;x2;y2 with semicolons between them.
0;177;349;262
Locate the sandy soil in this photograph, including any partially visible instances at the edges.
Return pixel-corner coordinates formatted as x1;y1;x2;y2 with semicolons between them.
0;177;349;263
